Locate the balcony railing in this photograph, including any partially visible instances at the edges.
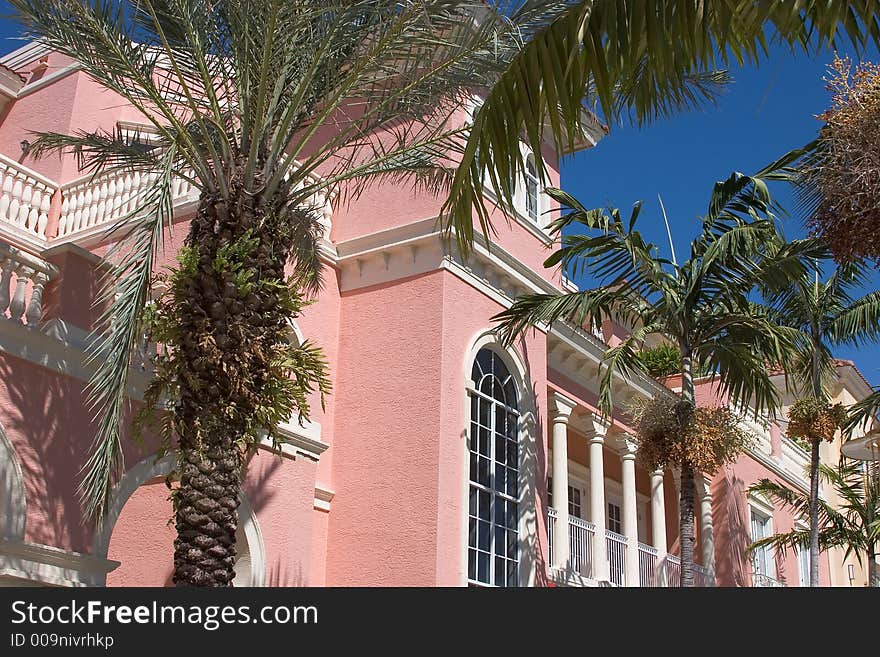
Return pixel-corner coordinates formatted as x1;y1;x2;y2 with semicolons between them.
605;529;627;586
752;572;784;587
638;543;658;587
548;508;594;579
666;554;682;587
0;151;335;245
693;563;713;587
0;154;56;240
663;555;714;587
0;242;58;324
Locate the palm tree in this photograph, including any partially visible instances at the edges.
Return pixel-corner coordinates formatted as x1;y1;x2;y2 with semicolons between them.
494;173;816;586
442;2;880;252
749;460;880;587
763;263;880;585
9;0;562;586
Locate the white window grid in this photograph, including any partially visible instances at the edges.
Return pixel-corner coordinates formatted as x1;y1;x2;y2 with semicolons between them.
467;351;520;587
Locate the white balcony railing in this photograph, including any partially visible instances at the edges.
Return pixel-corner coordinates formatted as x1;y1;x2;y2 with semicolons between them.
55;166;333;240
0;242;58;324
664;555;714;587
638;543;658;587
752;572;784;587
547;508;595;579
57;168;198;238
0;154;56;240
605;529;627;587
569;516;595;578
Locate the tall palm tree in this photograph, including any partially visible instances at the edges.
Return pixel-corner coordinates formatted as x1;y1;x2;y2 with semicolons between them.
749;460;880;587
763;263;880;585
494;173;816;586
9;0;567;586
443;1;880;252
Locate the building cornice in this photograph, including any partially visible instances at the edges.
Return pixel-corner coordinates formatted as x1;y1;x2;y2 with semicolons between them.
0;538;119;587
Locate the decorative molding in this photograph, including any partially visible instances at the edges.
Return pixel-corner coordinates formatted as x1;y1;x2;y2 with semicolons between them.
271;418;328;462
16;63;81;98
0;318;150;398
314;486;335;512
548;391;577;421
0;539;119;587
0;39;54;72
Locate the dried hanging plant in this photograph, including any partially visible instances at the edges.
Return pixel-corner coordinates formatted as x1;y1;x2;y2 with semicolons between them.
787;397;848;443
629;396;754;475
806;55;880;263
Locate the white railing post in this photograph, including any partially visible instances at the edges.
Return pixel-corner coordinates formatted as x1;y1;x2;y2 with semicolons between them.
0;244;59;324
0;155;59;240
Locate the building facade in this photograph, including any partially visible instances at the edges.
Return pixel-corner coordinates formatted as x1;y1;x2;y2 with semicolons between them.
0;42;872;587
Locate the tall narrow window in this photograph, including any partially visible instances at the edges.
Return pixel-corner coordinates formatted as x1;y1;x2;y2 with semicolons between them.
525;155;539;222
468;348;520;587
750;508;773;580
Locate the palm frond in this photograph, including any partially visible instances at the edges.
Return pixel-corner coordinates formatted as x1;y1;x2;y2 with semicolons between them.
442;0;880;251
78;146;180;520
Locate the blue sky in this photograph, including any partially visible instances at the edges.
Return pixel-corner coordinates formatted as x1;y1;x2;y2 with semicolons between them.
561;40;880;387
0;6;877;386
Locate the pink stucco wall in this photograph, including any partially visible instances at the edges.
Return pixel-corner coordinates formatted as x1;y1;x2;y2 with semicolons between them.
712;456;830;587
325;270;446;585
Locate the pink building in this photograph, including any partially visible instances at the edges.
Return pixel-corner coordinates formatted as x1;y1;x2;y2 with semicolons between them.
0;42;872;588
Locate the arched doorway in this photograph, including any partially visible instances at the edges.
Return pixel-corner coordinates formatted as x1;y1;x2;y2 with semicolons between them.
94;453;265;586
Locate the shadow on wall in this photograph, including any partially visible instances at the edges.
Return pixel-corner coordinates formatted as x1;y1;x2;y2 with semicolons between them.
0;354;136;552
718;467;752;587
266;558;305;587
527;380;547;588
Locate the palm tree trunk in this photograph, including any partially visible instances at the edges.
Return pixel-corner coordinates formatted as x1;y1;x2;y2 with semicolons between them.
679;345;697;587
679;461;697;587
168;180;299;586
808;437;821;587
174;445;243;586
808;327;822;587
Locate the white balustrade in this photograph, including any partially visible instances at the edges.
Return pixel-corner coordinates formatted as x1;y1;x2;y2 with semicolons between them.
0;243;58;325
665;554;682;587
752;572;784;587
569;516;595;578
662;555;715;587
58;168;192;237
638;542;658;587
0;155;56;239
605;529;627;586
55;165;334;239
548;508;594;580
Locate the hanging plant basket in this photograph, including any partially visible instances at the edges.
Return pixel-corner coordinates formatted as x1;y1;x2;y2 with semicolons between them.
629;396;753;474
787;397;848;444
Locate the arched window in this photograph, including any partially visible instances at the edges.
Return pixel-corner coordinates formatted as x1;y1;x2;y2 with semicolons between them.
525;155;539;222
468;348;520;586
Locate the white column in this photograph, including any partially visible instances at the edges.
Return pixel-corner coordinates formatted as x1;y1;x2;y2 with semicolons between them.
697;474;716;586
549;392;576;570
650;469;668;586
589;416;609;582
620;438;640;587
